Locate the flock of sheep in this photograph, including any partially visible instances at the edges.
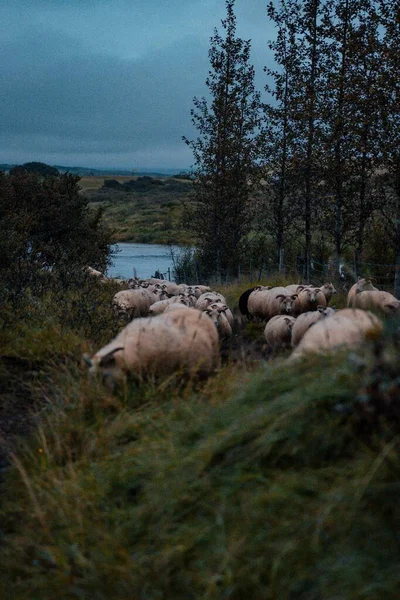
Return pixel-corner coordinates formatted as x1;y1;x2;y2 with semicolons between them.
83;268;399;386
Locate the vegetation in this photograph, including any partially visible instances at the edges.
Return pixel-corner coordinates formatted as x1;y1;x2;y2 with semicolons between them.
0;170;113;298
82;175;195;245
0;271;400;598
183;0;263;277
182;0;400;287
9;161;60;177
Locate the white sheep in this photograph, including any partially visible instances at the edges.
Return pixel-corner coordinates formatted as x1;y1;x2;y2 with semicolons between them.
83;306;219;385
249;287;298;321
112;289;153;318
347;278;378;307
195;292;227;311
292;309;382;358
352;290;400;316
204;304;233;338
291;307;335;347
264;315;296;351
294;287;327;314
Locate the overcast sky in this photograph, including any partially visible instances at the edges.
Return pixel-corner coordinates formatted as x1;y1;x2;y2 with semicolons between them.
0;0;275;170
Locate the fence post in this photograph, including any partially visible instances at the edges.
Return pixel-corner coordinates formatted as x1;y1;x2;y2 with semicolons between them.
353;250;358;280
167;267;171;281
279;248;284;273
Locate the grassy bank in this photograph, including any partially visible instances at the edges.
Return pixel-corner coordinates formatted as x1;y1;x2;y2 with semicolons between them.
0;278;399;599
81;175;195;245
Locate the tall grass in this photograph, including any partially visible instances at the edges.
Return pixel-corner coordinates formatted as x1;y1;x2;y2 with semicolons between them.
0;278;399;598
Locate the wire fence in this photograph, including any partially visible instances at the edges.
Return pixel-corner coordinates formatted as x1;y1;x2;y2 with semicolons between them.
170;253;398;292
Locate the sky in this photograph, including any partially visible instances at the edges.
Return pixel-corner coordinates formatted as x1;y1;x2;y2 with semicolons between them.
0;0;275;170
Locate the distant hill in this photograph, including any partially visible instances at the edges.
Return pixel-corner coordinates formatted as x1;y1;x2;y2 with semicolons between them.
0;163;190;177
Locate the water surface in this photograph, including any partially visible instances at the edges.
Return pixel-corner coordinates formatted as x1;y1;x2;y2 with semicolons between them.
107;243;180;280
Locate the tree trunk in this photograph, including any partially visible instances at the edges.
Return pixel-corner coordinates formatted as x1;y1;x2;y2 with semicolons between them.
394;159;400;298
304;0;319;283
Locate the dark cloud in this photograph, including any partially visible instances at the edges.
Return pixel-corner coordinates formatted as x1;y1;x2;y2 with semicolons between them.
0;0;272;168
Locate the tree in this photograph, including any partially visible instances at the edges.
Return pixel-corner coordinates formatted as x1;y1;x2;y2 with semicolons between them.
10;161;59;177
377;0;400;297
183;0;263;277
263;0;302;272
0;170;113;296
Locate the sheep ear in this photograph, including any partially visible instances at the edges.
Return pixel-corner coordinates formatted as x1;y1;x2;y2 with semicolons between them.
317;305;325;312
99;347;124;367
82;353;93;367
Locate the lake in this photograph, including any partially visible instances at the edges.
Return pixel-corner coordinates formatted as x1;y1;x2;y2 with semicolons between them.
107;243;181;280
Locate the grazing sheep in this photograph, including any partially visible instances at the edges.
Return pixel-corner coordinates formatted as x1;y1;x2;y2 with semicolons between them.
112;289;153;318
291;306;335;347
294;287;327;314
292;309;382;358
204;304;233;338
347;278;378;307
83;306;220;385
352;290;400;316
264;315;296;351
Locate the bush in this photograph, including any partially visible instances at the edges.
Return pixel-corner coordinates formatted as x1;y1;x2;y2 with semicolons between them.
0;170;113;299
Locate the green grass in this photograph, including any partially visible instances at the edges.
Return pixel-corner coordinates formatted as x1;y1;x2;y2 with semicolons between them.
0;278;399;599
83;176;195;245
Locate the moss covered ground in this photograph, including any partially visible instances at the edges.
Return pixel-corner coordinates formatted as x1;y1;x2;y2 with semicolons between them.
0;278;399;599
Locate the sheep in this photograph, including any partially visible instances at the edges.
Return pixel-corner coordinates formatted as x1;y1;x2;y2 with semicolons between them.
352;290;400;316
161;281;181;296
247;287;276;320
112;289;153;318
319;282;337;305
252;287;298;321
204;304;233;338
291;309;382;358
83;306;220;385
195;292;227;311
291;306;335;347
85;266;108;283
238;287;256;317
149;294;191;315
294;287;327;314
285;284;305;294
347;278;378;307
264;315;296;351
193;285;212;298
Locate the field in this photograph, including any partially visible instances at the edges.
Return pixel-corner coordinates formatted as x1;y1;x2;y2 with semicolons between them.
1;276;400;598
81;175;195;245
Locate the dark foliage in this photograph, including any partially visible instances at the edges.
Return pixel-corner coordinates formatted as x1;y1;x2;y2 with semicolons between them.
0;170;113;300
9;161;59;177
183;0;263;278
